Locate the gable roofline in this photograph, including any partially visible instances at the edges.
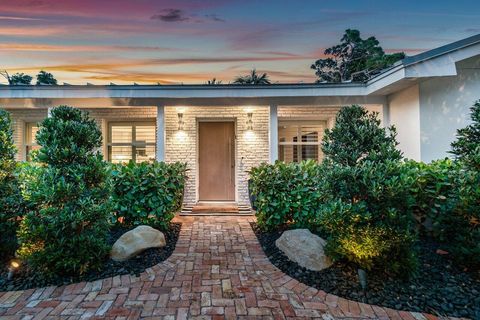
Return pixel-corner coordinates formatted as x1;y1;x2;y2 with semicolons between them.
399;33;480;67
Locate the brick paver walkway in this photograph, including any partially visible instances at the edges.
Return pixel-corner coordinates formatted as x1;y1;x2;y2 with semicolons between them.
0;216;449;319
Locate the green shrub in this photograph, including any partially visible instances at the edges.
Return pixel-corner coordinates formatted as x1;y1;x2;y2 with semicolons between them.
318;105;417;276
444;102;480;267
317;160;417;275
322;104;402;166
17;106;111;276
249;160;323;230
319;200;417;273
451;100;480;170
404;159;459;231
0;109;24;262
110;161;187;229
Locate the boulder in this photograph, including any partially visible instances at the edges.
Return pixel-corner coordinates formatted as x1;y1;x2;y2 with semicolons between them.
111;225;166;262
275;229;332;271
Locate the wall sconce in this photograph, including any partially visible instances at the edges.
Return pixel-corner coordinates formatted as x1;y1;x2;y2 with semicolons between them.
246;112;253;131
177;112;184;131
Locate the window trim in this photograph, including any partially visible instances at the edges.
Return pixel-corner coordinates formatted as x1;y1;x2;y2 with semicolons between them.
107;121;156;163
278;120;327;162
24;122;40;161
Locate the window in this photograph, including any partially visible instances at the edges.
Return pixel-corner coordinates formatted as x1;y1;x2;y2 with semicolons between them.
278;120;327;163
25;122;40;161
108;122;156;163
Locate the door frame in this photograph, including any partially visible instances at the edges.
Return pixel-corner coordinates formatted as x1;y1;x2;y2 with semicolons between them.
196;118;237;203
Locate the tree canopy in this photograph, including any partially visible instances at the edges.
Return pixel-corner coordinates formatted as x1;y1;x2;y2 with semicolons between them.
322;105;402;166
451;100;480;169
36;70;57;85
311;29;405;83
233;69;271;85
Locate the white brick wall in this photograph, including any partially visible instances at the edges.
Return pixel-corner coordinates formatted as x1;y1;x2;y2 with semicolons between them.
164;106;269;205
7;105;384;206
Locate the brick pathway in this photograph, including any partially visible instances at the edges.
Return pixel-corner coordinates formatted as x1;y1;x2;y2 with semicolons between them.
0;216;449;319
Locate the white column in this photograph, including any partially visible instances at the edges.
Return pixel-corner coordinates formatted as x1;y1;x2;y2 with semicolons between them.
269;104;278;163
156;105;165;162
47;107;53;117
382;102;390;127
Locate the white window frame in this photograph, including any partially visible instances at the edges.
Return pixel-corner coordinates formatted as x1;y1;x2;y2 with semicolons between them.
278;120;327;163
24;122;40;161
107;121;156;163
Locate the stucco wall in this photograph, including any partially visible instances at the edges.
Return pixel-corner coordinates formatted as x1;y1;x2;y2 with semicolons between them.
419;56;480;162
388;84;421;161
164;106;269;205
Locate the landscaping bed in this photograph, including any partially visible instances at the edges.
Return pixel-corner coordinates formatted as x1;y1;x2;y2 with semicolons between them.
0;223;181;292
251;222;480;319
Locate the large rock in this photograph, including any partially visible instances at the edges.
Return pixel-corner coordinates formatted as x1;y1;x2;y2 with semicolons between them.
275;229;332;271
111;225;166;262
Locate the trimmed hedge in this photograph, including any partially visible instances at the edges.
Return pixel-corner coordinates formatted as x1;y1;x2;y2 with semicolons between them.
110;161;187;229
249;160;323;230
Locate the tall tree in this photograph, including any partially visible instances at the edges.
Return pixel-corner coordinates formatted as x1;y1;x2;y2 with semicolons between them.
311;29;405;83
233;69;271;85
36;70;57;85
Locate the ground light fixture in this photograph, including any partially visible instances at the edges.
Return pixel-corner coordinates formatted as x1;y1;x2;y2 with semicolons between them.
7;259;21;280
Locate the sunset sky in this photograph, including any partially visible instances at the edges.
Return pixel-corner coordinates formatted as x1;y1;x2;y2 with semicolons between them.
0;0;479;85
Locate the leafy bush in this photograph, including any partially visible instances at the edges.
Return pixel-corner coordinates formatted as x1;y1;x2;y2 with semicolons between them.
249;160;323;230
404;159;459;231
451;100;480;169
17;106;111;276
322;104;402;166
110;161;187;229
317;160;417;274
318;105;417;275
444;101;480;267
0;109;24;261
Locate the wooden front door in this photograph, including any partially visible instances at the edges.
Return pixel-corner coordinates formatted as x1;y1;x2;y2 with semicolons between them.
198;121;235;201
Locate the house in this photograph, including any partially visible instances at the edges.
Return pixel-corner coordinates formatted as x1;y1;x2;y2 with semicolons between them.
1;34;479;209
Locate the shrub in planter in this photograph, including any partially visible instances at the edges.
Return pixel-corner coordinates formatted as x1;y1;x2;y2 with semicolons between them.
0;109;24;262
17;106;111;276
110;161;187;229
249;160;323;230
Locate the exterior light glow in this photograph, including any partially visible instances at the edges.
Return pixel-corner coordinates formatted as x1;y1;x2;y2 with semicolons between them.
177;112;184;131
7;259;21;280
246;112;253;131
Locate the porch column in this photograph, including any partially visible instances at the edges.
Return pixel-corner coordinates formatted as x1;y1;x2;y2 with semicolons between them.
382;102;391;127
47;107;53;117
156;105;165;162
269;104;278;163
